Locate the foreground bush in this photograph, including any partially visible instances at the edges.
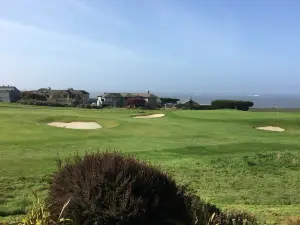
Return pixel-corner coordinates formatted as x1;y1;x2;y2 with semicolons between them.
47;152;193;225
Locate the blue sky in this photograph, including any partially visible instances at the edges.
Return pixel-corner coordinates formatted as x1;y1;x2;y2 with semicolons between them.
1;0;300;94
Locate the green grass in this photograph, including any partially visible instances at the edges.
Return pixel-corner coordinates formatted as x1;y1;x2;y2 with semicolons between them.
1;104;300;224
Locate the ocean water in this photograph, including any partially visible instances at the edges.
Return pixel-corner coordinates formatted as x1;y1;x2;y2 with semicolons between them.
159;93;300;108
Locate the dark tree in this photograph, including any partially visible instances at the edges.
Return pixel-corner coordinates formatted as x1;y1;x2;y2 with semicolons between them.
127;97;146;108
21;91;47;101
211;100;254;111
160;98;180;105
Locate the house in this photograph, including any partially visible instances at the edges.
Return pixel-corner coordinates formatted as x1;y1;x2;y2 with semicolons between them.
97;93;125;107
97;91;161;108
0;85;21;103
67;88;89;104
36;88;89;105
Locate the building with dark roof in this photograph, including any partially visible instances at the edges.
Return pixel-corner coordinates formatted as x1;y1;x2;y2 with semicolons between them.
97;92;161;108
35;88;89;105
0;85;21;103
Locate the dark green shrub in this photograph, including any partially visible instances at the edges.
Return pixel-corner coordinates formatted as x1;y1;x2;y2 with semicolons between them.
160;98;180;105
47;152;193;225
211;100;254;111
236;101;254;111
21;91;47;101
19;100;68;107
176;103;186;109
193;105;212;110
211;100;236;109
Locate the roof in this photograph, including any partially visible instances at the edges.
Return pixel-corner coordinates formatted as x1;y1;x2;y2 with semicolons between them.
37;88;51;93
37;88;89;97
102;93;123;98
48;90;70;97
130;93;158;98
0;86;18;92
67;89;89;95
99;92;159;98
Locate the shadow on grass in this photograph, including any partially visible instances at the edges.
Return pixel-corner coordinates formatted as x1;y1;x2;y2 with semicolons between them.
151;142;299;158
0;209;27;217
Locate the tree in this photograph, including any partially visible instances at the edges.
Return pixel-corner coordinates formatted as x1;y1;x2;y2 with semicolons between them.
127;97;146;108
21;91;47;101
211;100;254;111
160;98;180;105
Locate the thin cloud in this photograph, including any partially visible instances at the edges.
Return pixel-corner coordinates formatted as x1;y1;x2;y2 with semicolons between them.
66;0;131;29
0;18;137;61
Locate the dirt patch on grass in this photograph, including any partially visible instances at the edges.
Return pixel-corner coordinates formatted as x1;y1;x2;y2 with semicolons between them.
256;126;285;132
47;122;102;129
134;114;165;119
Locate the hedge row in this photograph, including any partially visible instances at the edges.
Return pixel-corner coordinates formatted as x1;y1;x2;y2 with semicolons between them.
211;100;254;111
18;100;102;109
21;91;47;101
19;99;67;107
176;104;211;110
177;100;254;111
18;98;254;111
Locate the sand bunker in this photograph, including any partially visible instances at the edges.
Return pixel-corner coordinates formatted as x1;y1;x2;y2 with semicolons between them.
48;122;102;129
256;126;285;132
134;114;165;119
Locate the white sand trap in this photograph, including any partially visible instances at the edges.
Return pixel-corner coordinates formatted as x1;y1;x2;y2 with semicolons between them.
256;126;285;132
48;122;102;129
134;114;165;119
